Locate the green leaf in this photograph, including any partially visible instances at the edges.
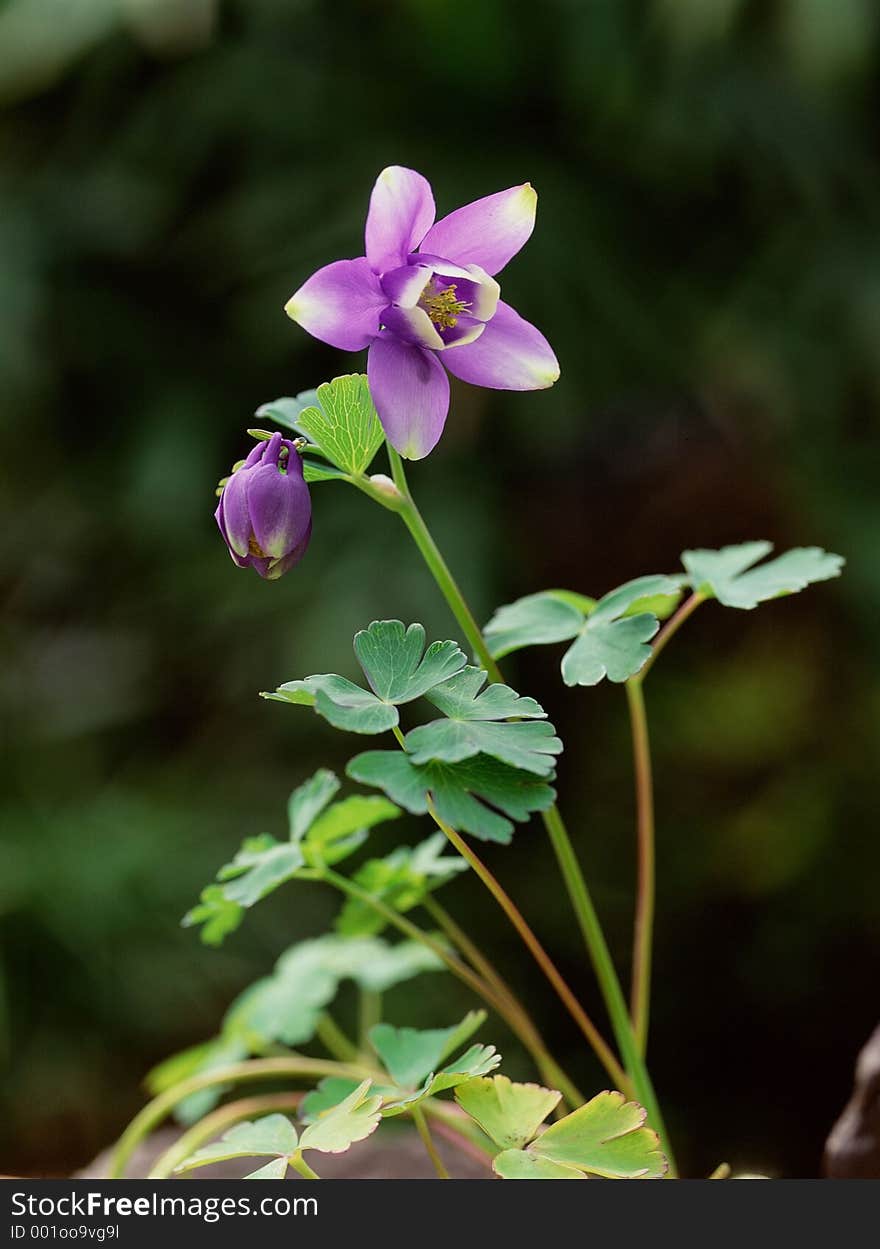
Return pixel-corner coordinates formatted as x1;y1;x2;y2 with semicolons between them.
244;1157;291;1179
175;1114;298;1173
485;577;682;685
354;620;467;703
493;1091;667;1180
380;1044;502;1117
298;1079;383;1154
354;938;447;992
265;621;467;735
225;934;445;1051
404;667;562;777
303;794;401;867
268;674;399;734
216;835;305;907
493;1151;585;1179
287;768;341;840
455;1075;562;1150
370;1011;486;1089
561;575;681;686
255;390;320;434
335;832;467;936
184;771;399;938
302;460;351;485
681;542;844;610
294;375;385;475
347;751;556;844
484;591;587;659
226;941;340;1048
181;885;243;946
300;1077;363;1122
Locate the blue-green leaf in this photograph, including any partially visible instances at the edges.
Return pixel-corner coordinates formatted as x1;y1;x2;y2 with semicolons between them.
347;751;556;844
264;621;467;736
682;542;844;609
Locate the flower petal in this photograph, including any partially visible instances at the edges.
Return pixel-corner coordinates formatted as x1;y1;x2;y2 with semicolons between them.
442;299;559;390
264;520;313;579
216;468;252;559
365;167;435;274
381;263;433;307
367;336;450;459
381;305;444;350
419;184;537;276
284;258;385;350
247;461;312;559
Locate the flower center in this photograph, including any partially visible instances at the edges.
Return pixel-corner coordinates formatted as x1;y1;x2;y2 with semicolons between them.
419;282;470;329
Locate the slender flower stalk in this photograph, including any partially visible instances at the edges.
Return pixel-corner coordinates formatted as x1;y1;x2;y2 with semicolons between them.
290;1151;321;1180
425;800;628;1092
148;1092;303;1179
626;677;655;1055
624;594;705;1056
384;446;676;1172
388;447;503;681
412;1106;450;1179
422;894;584;1107
315;865;584;1100
315;1013;361;1064
424;1110;495;1173
638;591;706;682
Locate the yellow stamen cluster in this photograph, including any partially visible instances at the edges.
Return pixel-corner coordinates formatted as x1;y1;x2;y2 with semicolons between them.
420;282;470;329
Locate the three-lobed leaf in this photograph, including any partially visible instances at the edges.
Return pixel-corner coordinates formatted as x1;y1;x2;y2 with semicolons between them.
370;1011;486;1089
298;1079;383;1154
264;621;467;735
484;577;682;687
492;1090;667;1180
682;542;844;610
405;667;562;777
175;1114;299;1174
347;750;556;844
455;1075;561;1151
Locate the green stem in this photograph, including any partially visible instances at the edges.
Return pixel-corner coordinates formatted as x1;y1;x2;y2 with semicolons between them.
426;801;627;1092
319;867;583;1104
422;895;584;1107
316;1012;361;1064
388;445;503;681
109;1056;369;1178
290;1149;321;1179
148;1092;302;1179
625;678;655;1056
412;1105;450;1178
358;990;382;1050
385;446;676;1171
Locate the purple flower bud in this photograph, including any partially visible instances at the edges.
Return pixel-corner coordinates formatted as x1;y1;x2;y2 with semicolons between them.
215;432;312;580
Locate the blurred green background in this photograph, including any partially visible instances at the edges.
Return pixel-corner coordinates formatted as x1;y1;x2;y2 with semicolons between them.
1;0;878;1178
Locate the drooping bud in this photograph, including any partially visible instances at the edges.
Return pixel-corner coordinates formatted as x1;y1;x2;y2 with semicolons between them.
215;432;312;580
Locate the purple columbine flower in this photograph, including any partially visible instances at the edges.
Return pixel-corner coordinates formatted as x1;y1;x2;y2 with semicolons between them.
284;166;560;460
215;432;312;580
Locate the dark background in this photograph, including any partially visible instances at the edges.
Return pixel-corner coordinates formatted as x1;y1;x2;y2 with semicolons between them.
1;0;878;1178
